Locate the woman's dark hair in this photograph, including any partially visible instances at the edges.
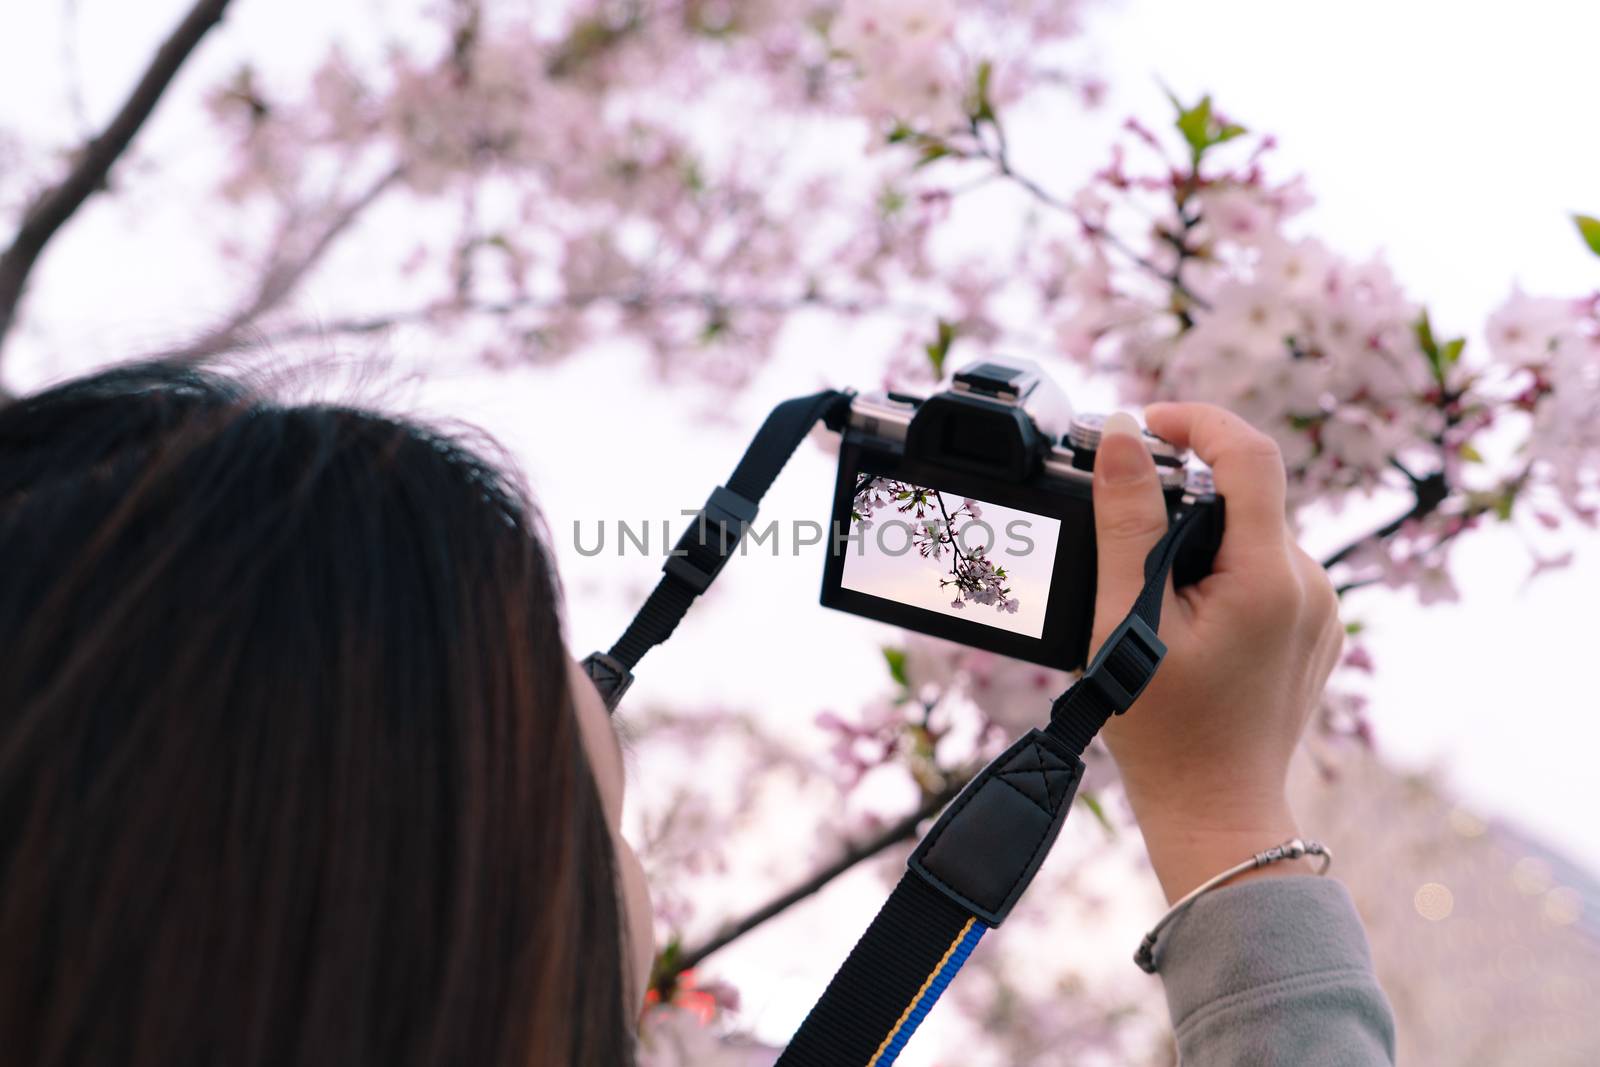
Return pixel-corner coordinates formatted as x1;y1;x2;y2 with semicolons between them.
0;363;635;1066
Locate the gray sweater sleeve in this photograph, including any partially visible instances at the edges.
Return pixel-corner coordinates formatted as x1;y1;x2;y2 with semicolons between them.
1149;876;1396;1065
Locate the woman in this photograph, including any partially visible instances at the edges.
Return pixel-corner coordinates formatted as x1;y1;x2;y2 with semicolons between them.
0;363;1393;1065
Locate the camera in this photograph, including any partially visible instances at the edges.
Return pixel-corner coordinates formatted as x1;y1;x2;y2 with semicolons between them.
819;357;1223;671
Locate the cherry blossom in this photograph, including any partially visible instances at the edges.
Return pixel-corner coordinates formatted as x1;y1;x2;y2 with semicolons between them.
1486;287;1600;517
852;477;1021;613
832;0;964;128
6;3;1600;1062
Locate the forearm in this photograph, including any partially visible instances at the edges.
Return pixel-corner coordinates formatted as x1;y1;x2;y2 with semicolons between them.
1147;876;1397;1066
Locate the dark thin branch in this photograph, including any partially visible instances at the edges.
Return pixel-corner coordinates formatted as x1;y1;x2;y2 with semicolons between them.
544;4;647;79
930;490;980;589
1334;577;1381;597
1326;460;1535;598
1388;456;1424;487
0;0;235;355
995;153;1191;303
666;773;971;976
1320;471;1449;571
178;283;932;357
955;118;1213;313
1321;503;1425;573
149;166;405;364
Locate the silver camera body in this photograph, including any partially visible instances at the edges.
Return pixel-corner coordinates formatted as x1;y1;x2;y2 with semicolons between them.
846;358;1214;500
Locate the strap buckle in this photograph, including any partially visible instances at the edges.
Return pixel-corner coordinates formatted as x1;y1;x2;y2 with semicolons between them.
663;485;758;593
1080;613;1166;714
581;651;634;714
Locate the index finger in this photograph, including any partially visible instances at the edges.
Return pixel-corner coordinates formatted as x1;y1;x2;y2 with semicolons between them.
1143;401;1289;559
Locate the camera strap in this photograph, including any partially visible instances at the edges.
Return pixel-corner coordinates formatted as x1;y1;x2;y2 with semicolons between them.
582;388;854;711
774;510;1204;1067
582;391;1210;1066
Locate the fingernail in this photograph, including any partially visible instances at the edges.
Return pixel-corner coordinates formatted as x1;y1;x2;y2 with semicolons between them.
1098;411;1149;485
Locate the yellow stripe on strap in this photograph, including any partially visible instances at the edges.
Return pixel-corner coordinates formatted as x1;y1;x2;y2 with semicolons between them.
865;917;977;1067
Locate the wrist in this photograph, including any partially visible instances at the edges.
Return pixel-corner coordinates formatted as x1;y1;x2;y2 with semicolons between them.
1126;793;1312;903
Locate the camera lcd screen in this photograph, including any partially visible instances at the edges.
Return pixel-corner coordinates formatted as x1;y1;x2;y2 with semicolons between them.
839;475;1062;639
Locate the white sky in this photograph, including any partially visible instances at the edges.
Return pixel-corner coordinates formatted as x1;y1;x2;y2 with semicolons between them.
3;2;1600;1057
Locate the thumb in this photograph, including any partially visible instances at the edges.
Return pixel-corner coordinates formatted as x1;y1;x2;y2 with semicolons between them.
1091;412;1170;645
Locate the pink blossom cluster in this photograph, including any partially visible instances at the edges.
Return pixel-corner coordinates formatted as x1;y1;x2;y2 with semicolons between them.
195;0;1092;384
1485;288;1600;519
1057;130;1446;512
1016;107;1600;608
832;0;965;128
852;477;1020;613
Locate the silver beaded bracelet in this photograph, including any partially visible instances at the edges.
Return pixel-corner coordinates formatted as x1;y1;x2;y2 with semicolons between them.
1133;837;1333;974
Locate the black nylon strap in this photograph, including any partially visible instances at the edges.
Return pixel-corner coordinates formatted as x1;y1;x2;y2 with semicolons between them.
586;390;851;710
775;873;975;1066
1045;505;1211;756
724;391;852;505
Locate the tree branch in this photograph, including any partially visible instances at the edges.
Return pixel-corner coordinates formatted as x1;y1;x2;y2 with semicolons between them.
173;282;932;357
1321;470;1450;572
665;773;971;977
149;166;405;364
0;0;235;356
931;490;971;588
1334;576;1380;597
957;122;1213;313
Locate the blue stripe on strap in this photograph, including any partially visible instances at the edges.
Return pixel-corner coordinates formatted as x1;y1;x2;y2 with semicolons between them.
867;920;986;1066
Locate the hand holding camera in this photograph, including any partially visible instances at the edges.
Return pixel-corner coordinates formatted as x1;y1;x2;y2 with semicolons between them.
822;359;1223;670
585;359;1371;1061
1089;403;1347;903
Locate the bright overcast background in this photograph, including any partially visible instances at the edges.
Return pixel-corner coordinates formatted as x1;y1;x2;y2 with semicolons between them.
3;0;1598;1056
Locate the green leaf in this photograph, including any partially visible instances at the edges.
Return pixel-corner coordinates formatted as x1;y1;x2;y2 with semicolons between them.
679;158;705;194
882;646;910;689
924;318;956;376
699;313;728;343
887;122;914;144
1215;122;1248;144
1344;620;1366;635
1575;214;1600;257
1174;94;1214;156
646;936;684;995
1168;92;1249;164
1414;310;1439;360
914;141;951;168
1078;791;1117;837
1458;441;1484;463
1494;493;1515;521
971;59;996;123
1414;310;1464;386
